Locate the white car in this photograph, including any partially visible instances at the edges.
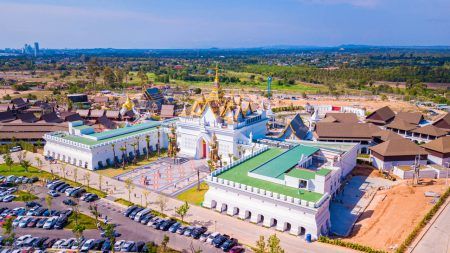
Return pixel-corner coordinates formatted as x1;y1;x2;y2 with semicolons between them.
12;216;24;227
81;239;95;251
114;240;125;252
15;234;32;246
206;232;220;244
18;216;32;228
2;195;15;202
52;239;66;249
43;216;58;229
47;190;60;197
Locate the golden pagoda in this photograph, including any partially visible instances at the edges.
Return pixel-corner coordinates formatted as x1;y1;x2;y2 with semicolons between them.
122;95;135;111
207;64;224;102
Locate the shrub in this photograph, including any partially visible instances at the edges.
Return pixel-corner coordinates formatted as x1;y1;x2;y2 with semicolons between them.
318;236;387;253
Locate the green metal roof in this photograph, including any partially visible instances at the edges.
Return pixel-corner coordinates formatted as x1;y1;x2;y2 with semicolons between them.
250;145;319;179
90;121;160;139
217;148;323;203
72;125;92;130
285;168;316;180
58;121;160;146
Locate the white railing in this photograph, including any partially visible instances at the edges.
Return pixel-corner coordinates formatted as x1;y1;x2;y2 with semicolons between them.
206;175;328;209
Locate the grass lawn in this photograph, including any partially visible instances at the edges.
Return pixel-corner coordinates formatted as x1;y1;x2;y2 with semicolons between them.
114;198;133;207
176;182;209;206
0;164;54;179
14;190;38;202
65;212;101;230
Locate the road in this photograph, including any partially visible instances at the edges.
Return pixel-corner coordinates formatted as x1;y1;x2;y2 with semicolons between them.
2;151;353;253
413;198;450;253
2;185;223;253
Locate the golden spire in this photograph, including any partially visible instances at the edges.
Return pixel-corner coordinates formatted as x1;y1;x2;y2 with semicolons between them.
214;63;220;84
122;94;134;111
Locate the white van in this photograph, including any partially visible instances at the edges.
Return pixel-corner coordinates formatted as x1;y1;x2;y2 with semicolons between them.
134;208;151;222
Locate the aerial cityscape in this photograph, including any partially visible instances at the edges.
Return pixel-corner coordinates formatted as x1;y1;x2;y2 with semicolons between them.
0;1;449;253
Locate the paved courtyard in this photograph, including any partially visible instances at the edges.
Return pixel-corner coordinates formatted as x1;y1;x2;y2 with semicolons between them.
115;157;209;196
330;175;398;236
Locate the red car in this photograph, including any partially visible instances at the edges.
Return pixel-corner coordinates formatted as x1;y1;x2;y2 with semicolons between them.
230;246;245;253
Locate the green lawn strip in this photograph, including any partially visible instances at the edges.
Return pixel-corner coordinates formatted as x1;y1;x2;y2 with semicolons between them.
0;164;53;179
14;190;38;202
176;182;208;206
65;212;102;230
114;198;133;206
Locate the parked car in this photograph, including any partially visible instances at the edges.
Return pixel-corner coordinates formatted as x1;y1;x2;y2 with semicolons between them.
114;240;125;252
121;241;135;252
60;238;76;249
52;239;66;249
123;205;138;217
12;216;24;227
63;199;77;206
140;214;154;225
81;239;95;252
2;195;15;202
169;222;181;233
19;217;33;228
9;146;22;152
43;238;58;249
160;219;177;231
213;234;230;248
27;217;40;228
101;240;112;251
176;225;187;235
191;226;208;239
152;218;165;229
36;218;47;228
183;226;195;237
200;232;211;242
93;239;105;250
54;215;68;229
129;207;144;220
230;246;245;253
43;217;58;229
47;190;60;197
221;238;238;252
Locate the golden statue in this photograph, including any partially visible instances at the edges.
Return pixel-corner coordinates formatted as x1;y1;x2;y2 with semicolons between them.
209;133;220;166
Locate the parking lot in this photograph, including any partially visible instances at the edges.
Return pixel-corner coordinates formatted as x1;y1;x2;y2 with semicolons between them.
0;177;230;253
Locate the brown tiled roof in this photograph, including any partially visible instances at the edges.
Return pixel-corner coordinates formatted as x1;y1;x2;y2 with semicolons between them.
0;123;68;140
41;112;63;123
370;138;428;156
412;125;447;137
17;112;38;123
421;136;450;154
89;110;105;118
315;123;375;139
385;118;417;131
60;111;83;122
77;109;90;117
432;113;450;132
160;104;175;118
366;106;395;124
105;110;120;119
371;129;404;142
0;111;16;122
322;112;359;123
395;112;424;125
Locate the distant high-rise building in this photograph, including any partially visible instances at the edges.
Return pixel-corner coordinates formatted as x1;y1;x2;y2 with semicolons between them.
34;42;39;56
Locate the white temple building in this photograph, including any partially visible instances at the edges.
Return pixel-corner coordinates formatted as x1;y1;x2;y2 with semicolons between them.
176;67;269;160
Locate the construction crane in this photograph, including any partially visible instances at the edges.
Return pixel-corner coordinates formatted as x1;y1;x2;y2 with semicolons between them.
267;76;272;99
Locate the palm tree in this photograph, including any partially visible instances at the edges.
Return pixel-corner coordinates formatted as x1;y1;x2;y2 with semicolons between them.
120;144;127;170
111;143;117;168
135;136;140;158
131;143;138;164
145;135;150;160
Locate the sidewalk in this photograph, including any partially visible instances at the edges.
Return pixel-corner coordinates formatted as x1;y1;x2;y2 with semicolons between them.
6;151;353;253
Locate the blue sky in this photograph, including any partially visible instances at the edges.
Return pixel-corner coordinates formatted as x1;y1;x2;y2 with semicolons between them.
0;0;449;48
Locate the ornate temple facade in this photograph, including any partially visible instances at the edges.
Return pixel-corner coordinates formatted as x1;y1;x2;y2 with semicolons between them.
176;67;269;160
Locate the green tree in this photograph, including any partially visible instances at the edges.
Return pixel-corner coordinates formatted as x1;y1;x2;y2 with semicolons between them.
145;135;151;160
111;143;117;168
255;235;266;253
20;159;31;173
124;178;134;202
72;223;86;252
159;235;170;253
175;201;190;222
103;66;116;87
2;217;15;246
45;195;53;215
89;204;101;228
2;152;13;171
268;234;284;253
104;223;117;253
120;145;127;169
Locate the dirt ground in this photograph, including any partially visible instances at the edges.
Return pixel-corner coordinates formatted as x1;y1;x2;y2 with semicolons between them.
344;179;448;251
